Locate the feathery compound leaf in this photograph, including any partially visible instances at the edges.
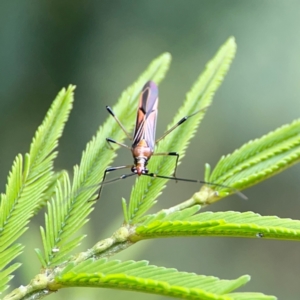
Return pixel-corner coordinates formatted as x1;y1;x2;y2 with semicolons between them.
0;86;74;292
203;119;300;202
34;171;66;214
53;259;273;300
40;53;171;267
40;171;88;266
128;37;237;223
0;263;21;294
190;211;300;240
135;209;300;241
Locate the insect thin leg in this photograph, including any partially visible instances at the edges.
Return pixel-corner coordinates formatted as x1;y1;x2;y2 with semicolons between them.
106;106;132;140
155;108;208;144
91;165;132;201
143;173;247;200
106;138;131;150
152;151;180;177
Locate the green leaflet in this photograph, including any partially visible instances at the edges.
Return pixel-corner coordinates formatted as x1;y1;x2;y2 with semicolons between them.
34;171;65;214
207;119;300;198
39;53;172;267
0;86;74;293
135;210;300;241
128;37;237;224
54;258;274;300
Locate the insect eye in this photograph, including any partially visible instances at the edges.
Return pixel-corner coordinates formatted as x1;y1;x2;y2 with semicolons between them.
131;167;137;173
143;169;149;174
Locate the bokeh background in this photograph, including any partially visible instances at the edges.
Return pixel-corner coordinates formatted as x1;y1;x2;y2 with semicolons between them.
1;1;300;299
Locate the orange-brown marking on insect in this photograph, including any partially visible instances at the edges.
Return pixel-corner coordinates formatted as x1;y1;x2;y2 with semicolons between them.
132;139;154;175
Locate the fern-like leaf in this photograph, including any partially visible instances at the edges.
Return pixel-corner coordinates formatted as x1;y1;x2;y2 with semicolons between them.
134;208;300;241
53;259;275;300
0;86;74;293
40;53;172;267
202;119;300;202
128;37;237;223
34;171;66;214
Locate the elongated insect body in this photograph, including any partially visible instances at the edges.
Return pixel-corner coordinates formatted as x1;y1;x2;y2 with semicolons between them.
96;81;246;200
131;81;158;175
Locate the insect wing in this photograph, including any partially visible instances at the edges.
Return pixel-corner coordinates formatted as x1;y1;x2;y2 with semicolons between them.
132;81;158;149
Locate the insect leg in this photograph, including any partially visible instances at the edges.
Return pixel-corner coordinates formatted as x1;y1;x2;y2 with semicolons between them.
106;137;131;150
143;173;247;200
152;152;179;177
155;108;208;144
91;165;132;201
106;106;132;140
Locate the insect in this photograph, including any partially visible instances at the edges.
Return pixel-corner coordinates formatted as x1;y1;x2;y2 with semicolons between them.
96;81;245;200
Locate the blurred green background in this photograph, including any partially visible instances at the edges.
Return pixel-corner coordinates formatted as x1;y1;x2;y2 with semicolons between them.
1;1;300;299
